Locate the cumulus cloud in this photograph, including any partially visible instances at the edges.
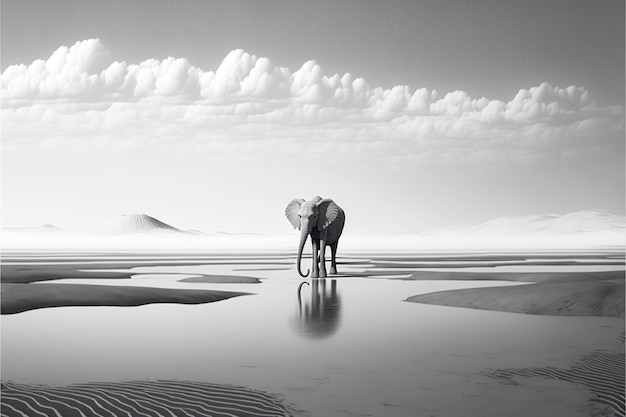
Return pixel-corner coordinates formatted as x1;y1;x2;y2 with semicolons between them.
1;39;623;164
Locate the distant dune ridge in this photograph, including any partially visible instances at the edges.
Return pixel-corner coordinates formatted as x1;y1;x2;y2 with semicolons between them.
4;209;624;237
94;213;185;235
435;209;625;235
2;224;60;232
1;209;624;251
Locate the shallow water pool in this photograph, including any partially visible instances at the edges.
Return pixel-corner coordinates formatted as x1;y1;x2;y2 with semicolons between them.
2;255;624;416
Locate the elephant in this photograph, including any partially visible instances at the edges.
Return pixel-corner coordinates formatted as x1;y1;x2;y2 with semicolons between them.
292;279;342;339
285;196;345;278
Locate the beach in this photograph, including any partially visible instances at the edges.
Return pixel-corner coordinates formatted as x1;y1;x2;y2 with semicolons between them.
1;250;624;416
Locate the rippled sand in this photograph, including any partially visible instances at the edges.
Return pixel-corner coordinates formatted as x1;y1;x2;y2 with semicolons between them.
1;379;294;416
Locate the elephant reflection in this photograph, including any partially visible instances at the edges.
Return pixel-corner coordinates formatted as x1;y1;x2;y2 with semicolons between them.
291;279;342;339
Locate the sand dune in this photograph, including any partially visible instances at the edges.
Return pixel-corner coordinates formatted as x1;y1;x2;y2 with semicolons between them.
1;380;292;417
94;213;184;235
2;224;60;232
436;209;625;235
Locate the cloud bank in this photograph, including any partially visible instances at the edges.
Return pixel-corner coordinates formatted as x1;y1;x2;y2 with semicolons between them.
2;39;623;163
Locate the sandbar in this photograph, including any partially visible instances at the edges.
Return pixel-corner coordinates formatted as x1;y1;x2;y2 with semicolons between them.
179;274;261;283
406;271;625;318
1;259;263;314
1;265;133;283
1;282;250;314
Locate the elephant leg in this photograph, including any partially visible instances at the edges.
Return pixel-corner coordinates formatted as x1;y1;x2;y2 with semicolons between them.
319;239;328;278
311;239;319;278
329;242;338;274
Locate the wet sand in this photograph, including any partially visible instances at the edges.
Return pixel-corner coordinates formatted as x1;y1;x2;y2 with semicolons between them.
179;274;261;283
2;253;624;317
1;380;294;417
1;264;133;283
490;350;625;416
1;282;250;315
1;260;260;314
405;270;625;318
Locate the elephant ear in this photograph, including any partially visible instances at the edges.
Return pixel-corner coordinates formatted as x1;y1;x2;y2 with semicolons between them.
285;199;305;230
316;199;339;231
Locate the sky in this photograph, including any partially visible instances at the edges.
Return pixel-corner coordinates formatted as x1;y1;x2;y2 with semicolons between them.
1;0;624;235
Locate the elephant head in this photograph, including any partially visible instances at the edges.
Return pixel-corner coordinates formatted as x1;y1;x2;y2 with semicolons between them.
285;196;341;277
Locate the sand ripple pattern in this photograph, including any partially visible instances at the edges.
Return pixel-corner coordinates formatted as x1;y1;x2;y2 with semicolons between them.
1;379;293;417
490;351;625;416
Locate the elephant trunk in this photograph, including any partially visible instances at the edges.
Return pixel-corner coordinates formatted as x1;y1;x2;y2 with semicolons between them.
297;281;310;307
297;223;310;277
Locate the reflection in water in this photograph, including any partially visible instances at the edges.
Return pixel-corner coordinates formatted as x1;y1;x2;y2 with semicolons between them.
292;279;342;339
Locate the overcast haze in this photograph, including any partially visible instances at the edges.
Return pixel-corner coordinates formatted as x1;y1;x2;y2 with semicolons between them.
1;0;624;234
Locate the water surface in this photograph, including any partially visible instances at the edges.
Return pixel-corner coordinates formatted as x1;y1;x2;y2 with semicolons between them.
2;253;624;416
